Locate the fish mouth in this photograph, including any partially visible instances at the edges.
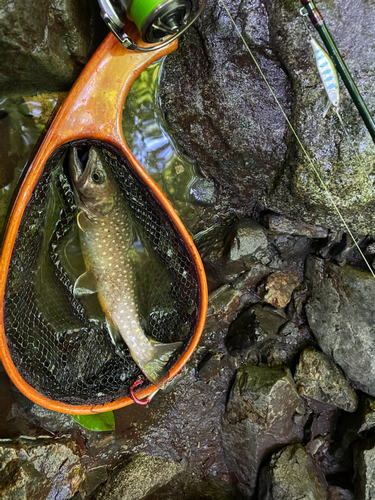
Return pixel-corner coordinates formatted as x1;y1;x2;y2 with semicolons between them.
69;147;91;190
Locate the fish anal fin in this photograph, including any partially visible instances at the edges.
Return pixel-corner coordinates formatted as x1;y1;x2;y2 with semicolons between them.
137;341;183;388
106;317;122;346
74;271;97;297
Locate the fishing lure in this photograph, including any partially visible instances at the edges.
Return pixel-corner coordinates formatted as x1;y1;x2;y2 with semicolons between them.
310;37;340;118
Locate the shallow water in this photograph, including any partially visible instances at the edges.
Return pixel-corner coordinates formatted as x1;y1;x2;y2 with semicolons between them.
122;59;203;230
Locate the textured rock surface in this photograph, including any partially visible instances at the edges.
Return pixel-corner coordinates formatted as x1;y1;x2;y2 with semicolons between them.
327;486;356;500
354;436;375;500
96;454;183;500
305;255;375;396
223;364;306;497
194;218;270;285
160;0;375;234
264;213;328;239
359;396;375;433
140;474;243;500
259;270;301;308
295;347;358;412
258;443;328;500
160;0;290;211
0;437;83;500
0;0;106;93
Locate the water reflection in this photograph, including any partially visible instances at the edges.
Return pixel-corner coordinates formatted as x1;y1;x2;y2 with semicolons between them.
122;59;202;230
0;96;42;236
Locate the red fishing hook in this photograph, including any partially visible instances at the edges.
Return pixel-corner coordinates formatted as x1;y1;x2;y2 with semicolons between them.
129;378;151;405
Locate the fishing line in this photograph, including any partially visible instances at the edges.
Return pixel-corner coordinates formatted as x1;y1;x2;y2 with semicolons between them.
219;0;375;278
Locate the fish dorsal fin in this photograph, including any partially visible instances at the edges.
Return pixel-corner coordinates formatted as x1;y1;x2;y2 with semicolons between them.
73;271;97;297
77;211;96;232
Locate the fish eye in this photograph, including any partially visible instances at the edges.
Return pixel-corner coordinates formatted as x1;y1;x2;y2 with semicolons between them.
92;169;106;184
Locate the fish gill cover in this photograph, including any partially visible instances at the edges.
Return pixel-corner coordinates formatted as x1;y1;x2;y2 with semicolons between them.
3;140;200;406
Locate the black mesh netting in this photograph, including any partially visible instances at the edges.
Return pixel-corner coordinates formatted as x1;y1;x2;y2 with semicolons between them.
3;140;200;406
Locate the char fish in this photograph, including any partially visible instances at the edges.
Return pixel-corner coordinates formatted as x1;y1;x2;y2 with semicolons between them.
69;146;181;387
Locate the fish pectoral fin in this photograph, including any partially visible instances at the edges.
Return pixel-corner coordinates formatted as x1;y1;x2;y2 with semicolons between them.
73;271;97;297
77;211;96;233
138;340;183;388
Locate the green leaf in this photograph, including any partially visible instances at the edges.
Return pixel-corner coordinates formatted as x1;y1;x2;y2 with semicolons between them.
70;411;115;432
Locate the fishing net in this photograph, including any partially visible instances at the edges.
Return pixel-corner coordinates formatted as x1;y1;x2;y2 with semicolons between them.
3;140;200;406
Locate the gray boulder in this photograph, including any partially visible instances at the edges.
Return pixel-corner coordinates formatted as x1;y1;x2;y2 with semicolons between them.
258;443;328;500
222;364;306;497
160;0;375;234
0;437;83;500
294;346;358;412
0;0;106;93
96;454;183;500
354;435;375;500
305;255;375;396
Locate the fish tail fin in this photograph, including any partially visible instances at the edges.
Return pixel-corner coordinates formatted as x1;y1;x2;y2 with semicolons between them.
138;341;182;388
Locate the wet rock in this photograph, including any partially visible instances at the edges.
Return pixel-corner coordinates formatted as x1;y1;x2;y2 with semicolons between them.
226;303;288;358
354;435;375;500
264;213;328;239
327;486;356;500
307;403;340;442
266;322;314;367
160;0;375;233
305;255;375;396
332;233;367;267
0;436;83;500
232;263;272;290
317;230;344;260
258;443;328;500
160;0;290;212
203;285;245;340
223;365;306;497
270;234;313;264
226;219;270;270
188;177;218;207
227;307;313;367
80;466;108;497
95;454;183;500
244;303;285;338
198;352;223;381
0;0;106;93
194;218;270;284
266;0;375;234
366;242;375;255
0;96;40;237
142;474;242;500
258;270;301;308
294;347;358;412
358;396;375;433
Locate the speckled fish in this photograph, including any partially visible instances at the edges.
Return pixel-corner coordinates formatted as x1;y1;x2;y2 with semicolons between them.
310;38;340;117
69;146;181;387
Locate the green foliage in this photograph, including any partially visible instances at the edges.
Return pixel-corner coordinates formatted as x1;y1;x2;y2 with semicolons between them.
71;411;115;432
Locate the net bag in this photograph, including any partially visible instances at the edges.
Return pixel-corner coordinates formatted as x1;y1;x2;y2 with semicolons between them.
0;30;207;413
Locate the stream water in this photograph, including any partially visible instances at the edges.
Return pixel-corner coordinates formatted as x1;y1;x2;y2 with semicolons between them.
0;59;204;240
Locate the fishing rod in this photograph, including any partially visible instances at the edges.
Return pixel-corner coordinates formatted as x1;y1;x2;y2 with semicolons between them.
300;0;375;143
98;0;206;51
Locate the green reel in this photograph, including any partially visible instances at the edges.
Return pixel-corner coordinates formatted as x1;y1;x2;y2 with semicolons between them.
98;0;206;50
